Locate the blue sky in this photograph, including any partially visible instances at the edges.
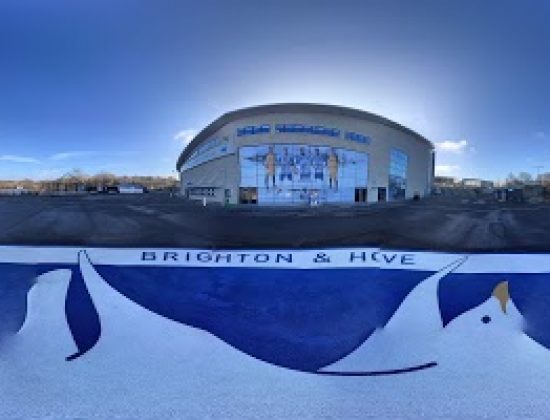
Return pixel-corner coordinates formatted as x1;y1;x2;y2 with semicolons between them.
0;0;549;180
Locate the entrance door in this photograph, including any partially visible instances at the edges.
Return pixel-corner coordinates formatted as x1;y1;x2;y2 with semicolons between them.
239;187;258;204
354;188;367;203
377;187;387;202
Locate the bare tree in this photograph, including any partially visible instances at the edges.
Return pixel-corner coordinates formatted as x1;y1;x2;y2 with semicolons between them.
506;172;517;186
517;172;533;184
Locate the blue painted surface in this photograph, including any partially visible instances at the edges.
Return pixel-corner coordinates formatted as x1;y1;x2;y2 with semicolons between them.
94;266;431;370
65;266;101;361
3;255;550;373
0;264;37;339
1;261;432;370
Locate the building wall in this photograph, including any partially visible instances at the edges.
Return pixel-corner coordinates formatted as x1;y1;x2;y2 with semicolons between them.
180;154;240;204
179;111;433;205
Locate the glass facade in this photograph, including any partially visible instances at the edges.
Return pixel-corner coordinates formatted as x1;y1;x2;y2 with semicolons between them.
181;137;233;171
389;148;408;200
239;144;368;205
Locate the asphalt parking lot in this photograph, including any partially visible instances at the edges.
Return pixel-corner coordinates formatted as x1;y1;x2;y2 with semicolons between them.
0;193;549;251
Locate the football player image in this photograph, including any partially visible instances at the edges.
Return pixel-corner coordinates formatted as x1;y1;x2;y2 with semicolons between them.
297;147;312;181
328;148;339;190
264;146;276;189
313;148;325;182
278;147;294;183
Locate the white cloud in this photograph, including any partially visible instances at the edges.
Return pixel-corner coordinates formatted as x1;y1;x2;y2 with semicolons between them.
174;129;197;146
0;154;40;164
434;140;469;153
435;164;460;175
49;151;96;161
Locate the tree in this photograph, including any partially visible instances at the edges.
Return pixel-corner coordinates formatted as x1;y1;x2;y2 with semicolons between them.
92;172;117;186
538;172;550;186
517;172;533;184
506;172;517;186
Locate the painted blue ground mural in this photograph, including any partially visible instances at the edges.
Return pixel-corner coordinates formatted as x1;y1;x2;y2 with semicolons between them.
2;246;550;418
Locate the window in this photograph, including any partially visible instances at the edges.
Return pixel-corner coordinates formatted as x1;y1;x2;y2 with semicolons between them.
388;149;408;200
188;187;215;197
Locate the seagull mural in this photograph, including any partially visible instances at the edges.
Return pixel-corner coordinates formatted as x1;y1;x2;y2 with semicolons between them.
1;248;550;377
4;247;550;419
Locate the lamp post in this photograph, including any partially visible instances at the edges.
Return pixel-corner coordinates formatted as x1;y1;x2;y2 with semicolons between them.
534;165;544;184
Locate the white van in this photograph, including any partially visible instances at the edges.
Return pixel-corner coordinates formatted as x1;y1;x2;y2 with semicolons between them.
117;184;145;194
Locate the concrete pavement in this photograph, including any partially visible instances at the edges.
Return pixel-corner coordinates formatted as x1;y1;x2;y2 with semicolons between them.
0;194;549;251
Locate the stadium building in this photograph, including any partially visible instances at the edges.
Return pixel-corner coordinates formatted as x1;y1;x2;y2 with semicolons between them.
176;104;435;206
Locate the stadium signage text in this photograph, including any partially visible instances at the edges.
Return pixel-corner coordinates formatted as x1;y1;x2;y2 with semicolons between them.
237;124;371;145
